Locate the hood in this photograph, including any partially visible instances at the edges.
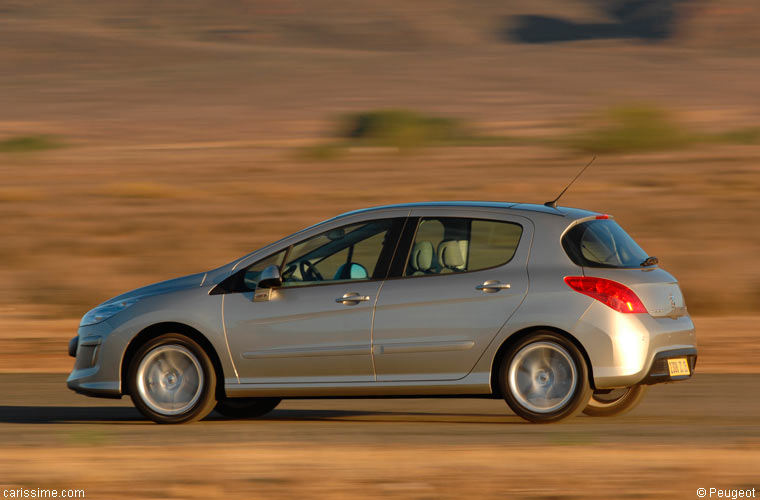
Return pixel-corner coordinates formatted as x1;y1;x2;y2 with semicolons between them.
101;271;207;305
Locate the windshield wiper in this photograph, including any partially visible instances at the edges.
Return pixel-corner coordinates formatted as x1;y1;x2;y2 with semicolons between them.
640;256;659;267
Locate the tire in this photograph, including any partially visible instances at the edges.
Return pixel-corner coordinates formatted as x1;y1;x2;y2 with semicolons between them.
499;332;592;423
128;333;217;424
215;398;281;419
583;385;649;417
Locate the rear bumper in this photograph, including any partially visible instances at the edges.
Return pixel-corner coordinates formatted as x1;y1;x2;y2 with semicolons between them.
574;301;697;389
642;347;697;385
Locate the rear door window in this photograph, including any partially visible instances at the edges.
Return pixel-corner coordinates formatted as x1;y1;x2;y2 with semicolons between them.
562;219;649;268
403;217;523;276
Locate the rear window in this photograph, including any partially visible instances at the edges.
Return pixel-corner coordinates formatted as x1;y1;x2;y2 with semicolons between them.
562;219;649;268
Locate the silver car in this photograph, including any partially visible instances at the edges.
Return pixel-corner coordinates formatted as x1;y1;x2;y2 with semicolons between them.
67;202;697;424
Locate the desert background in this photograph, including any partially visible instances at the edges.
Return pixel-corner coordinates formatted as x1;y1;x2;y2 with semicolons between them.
1;1;759;498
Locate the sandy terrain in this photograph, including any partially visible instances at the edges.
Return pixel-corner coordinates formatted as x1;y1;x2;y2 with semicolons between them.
1;443;757;499
1;374;759;499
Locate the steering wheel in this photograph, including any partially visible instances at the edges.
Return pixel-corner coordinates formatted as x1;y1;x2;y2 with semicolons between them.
299;260;324;281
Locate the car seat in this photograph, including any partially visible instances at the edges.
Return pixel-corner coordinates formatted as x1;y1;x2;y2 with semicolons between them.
408;241;435;275
437;240;466;272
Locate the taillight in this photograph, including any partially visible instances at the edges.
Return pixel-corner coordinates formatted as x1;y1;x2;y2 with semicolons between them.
564;276;647;314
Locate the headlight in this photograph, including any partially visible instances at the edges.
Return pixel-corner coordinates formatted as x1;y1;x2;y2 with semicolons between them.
80;298;139;327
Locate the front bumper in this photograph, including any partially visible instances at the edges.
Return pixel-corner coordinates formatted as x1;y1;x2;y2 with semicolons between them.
68;336;78;357
66;322;125;399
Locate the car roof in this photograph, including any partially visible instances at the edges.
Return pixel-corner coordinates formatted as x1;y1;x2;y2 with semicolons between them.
335;201;600;221
230;201;602;271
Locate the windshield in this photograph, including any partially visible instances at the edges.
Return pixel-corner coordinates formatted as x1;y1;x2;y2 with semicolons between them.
562;219;649;268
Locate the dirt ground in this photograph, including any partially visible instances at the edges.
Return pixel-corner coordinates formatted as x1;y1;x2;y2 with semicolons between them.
1;443;757;499
1;373;759;500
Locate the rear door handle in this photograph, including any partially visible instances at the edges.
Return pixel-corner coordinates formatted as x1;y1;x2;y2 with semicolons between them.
476;280;511;293
335;292;371;305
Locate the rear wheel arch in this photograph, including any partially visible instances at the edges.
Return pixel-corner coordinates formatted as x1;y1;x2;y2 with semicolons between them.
120;322;226;400
489;325;596;398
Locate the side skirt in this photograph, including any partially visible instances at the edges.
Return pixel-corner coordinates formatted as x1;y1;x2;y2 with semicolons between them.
224;371;493;398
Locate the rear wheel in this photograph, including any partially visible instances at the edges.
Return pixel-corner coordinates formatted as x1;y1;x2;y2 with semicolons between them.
128;334;217;424
215;398;281;419
583;385;648;417
500;332;592;423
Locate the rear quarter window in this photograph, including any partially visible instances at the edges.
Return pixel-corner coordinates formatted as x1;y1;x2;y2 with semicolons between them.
468;220;523;271
562;219;649;268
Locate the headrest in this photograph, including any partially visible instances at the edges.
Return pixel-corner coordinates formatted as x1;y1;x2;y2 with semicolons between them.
438;240;465;269
410;241;434;271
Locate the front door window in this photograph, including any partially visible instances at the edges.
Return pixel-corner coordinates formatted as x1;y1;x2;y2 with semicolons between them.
281;218;404;287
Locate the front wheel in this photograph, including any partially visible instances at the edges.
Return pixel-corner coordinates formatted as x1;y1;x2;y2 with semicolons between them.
583;385;649;417
128;334;217;424
499;332;592;423
215;398;281;419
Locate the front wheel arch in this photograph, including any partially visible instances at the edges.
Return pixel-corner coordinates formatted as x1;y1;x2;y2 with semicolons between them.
489;325;596;398
120;322;226;400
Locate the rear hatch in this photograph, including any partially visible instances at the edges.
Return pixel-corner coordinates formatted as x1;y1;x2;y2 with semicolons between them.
562;217;687;318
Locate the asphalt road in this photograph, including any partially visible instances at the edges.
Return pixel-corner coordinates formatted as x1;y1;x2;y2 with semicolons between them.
0;373;758;447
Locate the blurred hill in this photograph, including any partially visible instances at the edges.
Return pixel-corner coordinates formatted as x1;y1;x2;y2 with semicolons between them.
3;0;760;144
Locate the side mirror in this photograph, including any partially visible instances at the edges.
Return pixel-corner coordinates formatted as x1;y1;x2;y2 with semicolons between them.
257;265;282;289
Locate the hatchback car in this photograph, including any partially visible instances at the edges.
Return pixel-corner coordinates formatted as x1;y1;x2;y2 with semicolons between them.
68;202;697;424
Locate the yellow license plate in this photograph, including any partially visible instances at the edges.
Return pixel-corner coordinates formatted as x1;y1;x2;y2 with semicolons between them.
667;358;690;377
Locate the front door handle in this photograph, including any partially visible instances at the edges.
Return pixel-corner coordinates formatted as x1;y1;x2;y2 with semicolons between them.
476;280;511;293
335;292;371;305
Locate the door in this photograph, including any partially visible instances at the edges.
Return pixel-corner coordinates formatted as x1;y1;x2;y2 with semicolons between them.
372;210;532;381
224;217;405;384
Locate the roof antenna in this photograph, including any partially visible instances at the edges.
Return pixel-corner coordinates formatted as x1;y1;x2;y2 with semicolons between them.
544;156;596;209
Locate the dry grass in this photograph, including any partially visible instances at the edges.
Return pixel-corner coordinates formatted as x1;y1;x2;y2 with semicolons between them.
2;144;759;318
0;0;759;372
0;135;63;153
97;182;193;199
0;188;46;202
0;442;757;499
1;145;760;375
